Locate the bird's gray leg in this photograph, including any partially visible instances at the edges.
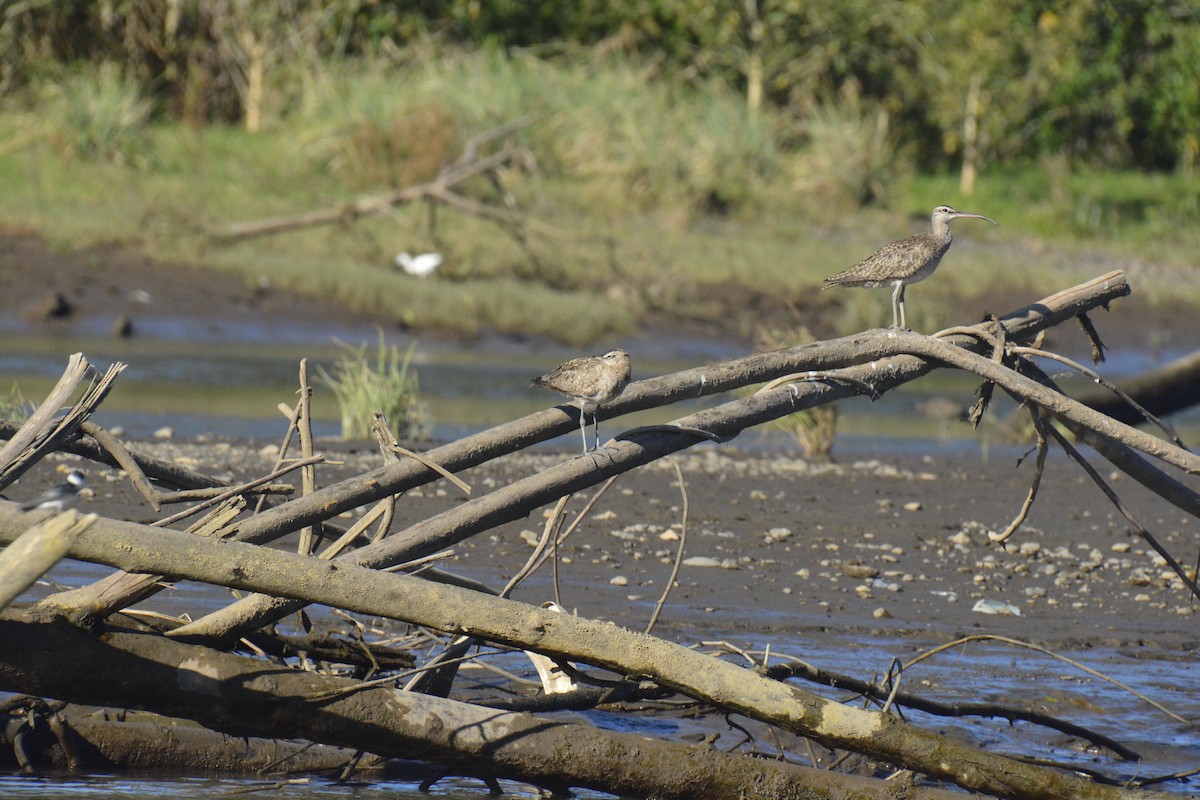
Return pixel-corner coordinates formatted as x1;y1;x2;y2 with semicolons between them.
890;282;905;329
578;410;590;454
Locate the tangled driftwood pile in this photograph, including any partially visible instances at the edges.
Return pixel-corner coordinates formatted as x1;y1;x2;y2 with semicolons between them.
1;271;1197;799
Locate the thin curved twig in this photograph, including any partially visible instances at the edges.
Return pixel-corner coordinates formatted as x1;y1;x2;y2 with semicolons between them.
1011;345;1186;448
79;422;160;511
645;458;687;636
521;476;622;603
905;635;1197;732
502;494;570;600
991;406;1048;543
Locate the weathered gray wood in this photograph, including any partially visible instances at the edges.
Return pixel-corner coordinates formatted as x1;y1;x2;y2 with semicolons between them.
0;359;125;488
28;273;1129;636
0;354;96;488
1070;348;1200;424
212;143;530;242
0;511;95;610
899;332;1200;474
2;708;371;774
0;419;227;490
0;514;1171;800
0;613;968;800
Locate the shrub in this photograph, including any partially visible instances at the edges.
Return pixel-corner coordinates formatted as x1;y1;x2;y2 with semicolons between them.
317;333;428;441
39;62;153;165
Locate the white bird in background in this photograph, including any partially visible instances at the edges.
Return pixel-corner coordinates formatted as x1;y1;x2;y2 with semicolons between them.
20;470;86;513
394;252;443;278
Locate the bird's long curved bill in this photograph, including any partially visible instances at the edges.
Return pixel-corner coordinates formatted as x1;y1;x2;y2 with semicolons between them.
954;212;999;226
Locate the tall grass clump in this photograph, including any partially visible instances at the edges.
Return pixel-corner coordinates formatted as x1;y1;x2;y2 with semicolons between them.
294;59;463;189
317;333;428;441
38;62;153;165
794;87;901;207
523;55;780;219
297;50;782;221
0;385;33;425
754;327;836;458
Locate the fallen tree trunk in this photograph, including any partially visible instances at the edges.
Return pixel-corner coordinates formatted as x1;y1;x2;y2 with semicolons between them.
223;271;1135;545
1;707;375;774
211;119;534;243
0;613;967;800
0;514;1174;800
165;274;1200;647
1069;348;1200;425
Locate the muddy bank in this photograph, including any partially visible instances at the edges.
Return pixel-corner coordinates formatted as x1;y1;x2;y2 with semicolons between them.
5;229;1200;358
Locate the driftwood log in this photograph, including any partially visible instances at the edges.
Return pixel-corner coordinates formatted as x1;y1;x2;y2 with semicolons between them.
0;270;1196;799
1064;348;1200;425
211;118;535;243
0;614;974;800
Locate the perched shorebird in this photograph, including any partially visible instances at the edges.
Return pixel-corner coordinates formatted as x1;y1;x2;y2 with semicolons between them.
823;205;997;330
394;251;443;277
532;349;631;453
20;470;86;513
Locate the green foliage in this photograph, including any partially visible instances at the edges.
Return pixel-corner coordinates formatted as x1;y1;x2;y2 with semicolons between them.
0;40;1197;345
0;385;33;425
37;63;152;164
796;83;902;205
4;1;1198;170
316;334;428;442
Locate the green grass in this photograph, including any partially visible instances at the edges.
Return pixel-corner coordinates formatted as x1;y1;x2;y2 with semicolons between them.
316;333;429;441
0;385;34;425
0;49;1196;344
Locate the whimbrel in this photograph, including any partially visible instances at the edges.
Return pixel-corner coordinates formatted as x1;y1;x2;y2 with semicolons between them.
20;470;86;513
823;205;997;330
532;349;631;453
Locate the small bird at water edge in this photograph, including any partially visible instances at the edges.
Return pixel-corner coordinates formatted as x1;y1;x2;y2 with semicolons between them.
532;349;631;454
394;252;443;278
822;205;997;330
20;470;86;513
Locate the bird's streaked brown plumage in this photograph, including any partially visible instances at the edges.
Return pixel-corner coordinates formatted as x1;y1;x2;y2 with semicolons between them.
533;349;631;453
823;205;997;329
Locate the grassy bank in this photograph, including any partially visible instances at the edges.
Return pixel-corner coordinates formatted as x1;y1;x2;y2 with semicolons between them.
2;50;1197;344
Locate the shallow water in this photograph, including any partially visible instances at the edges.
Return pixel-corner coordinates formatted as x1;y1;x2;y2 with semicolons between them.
2;326;1196;445
0;772;576;799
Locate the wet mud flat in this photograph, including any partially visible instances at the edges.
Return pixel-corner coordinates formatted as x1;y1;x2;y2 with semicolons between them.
24;436;1195;645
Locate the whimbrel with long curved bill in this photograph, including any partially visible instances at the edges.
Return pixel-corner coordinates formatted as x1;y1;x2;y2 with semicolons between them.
533;349;631;453
823;205;998;330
